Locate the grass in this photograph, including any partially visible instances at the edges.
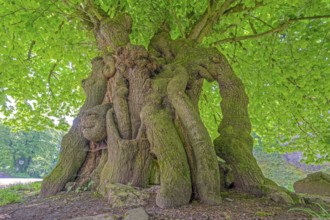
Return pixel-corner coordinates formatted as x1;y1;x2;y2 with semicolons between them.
289;203;330;219
255;211;273;217
0;181;42;206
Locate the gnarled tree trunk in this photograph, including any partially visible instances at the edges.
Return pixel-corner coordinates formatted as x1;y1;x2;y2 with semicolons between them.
41;6;296;207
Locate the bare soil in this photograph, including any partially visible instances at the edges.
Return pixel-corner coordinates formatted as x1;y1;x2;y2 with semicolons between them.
0;190;315;220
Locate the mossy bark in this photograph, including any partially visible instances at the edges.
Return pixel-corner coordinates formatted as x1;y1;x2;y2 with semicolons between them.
40;60;108;196
167;66;221;204
211;55;266;194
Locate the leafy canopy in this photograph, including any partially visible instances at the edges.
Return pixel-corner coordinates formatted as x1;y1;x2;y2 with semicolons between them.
0;0;329;163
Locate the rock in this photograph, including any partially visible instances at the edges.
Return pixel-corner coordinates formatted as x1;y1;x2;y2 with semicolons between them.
70;213;114;220
65;181;76;192
123;207;149;220
103;183;150;208
224;198;234;202
294;172;330;196
269;191;294;205
301;194;330;204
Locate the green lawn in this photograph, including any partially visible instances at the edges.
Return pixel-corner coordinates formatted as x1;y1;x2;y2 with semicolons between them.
0;181;41;206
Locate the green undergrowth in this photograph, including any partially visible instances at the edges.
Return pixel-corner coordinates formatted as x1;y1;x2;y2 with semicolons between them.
289;204;330;219
0;181;42;206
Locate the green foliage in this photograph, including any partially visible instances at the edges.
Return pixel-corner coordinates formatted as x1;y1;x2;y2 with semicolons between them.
0;0;97;130
253;135;330;191
0;189;22;206
199;81;221;141
1;0;329;162
0;181;41;206
201;1;330;163
254;146;307;191
211;1;330;163
0;124;61;177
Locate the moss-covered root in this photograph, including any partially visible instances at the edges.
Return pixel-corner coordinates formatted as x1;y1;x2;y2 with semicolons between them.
214;132;265;194
40;125;88;197
212;54;266;194
168;66;221;205
142;107;192;208
41;58;108;197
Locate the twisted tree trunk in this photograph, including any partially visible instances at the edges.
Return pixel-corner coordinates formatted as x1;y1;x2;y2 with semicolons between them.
41;8;297;207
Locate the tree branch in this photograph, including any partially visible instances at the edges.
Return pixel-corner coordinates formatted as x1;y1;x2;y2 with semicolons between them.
291;114;308;135
251;16;273;29
223;1;264;15
215;22;289;44
27;40;36;60
249;20;257;34
214;15;330;45
188;0;238;42
217;23;236;35
0;8;27;18
47;61;60;98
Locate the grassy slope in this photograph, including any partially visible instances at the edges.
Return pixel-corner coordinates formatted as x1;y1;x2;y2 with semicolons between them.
0;182;41;206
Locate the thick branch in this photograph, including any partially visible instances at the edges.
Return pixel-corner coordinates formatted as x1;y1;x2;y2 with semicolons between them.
189;0;237;42
85;0;109;23
141;71;192;208
215;15;330;45
167;65;221;205
111;73;132;139
80;1;131;51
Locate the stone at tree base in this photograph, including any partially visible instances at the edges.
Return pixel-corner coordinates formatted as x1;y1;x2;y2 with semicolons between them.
123;207;149;220
301;194;330;204
269;191;294;205
293;172;330;196
100;183;150;208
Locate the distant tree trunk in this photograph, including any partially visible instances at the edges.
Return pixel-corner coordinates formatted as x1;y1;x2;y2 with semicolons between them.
14;155;31;173
41;7;295;207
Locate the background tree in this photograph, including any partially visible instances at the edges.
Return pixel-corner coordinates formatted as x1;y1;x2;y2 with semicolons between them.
0;124;61;177
0;0;329;208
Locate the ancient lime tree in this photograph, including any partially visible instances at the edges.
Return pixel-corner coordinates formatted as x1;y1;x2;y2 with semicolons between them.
1;0;329;207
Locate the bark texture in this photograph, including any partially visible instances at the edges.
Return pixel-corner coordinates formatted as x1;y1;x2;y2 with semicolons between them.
41;59;107;196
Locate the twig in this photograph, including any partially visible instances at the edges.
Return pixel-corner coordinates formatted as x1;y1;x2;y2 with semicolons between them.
214;15;330;45
47;61;59;98
251;16;273;29
27;40;36;60
223;1;264;15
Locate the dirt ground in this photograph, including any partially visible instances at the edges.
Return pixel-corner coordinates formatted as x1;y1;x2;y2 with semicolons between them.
0;189;316;220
